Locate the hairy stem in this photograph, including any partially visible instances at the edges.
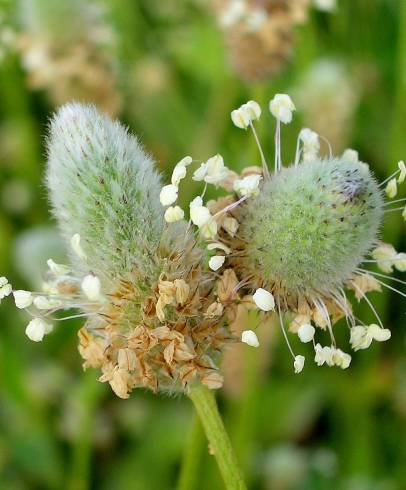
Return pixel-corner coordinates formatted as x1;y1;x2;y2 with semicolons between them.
188;383;247;490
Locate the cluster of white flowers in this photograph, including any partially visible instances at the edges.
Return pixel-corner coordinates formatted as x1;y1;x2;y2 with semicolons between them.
189;196;217;239
314;344;351;369
350;324;391;351
230;96;314;374
245;284;393;373
231;94;296;129
249;285;393;372
157;107;281;352
3;233;107;343
231;100;261;129
192;154;229;185
159;156;193;223
159;117;271;273
160;154;232;233
9;280;57;341
233;174;262;197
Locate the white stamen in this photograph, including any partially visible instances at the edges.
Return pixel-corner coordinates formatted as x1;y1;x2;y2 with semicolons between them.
294;355;305;373
192;154;229;185
71;234;87;260
241;329;260;347
385;178;397;198
297;323;315;343
208;255;225;271
269;94;295;124
160;184;178;206
233;174;262;197
13;290;33;309
253;288;275;311
25;318;53;342
81;274;102;301
207;242;231;254
47;259;70;276
33;296;62;310
398;160;406;183
164;205;184;223
299;128;320;162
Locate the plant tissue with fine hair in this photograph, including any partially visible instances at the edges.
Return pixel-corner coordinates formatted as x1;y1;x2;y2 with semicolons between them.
46;103;164;279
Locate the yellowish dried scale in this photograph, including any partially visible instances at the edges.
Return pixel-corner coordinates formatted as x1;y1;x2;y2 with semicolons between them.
78;251;238;397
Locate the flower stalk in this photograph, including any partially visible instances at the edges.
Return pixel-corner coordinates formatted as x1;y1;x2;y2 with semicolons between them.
176;414;205;490
188;383;247;490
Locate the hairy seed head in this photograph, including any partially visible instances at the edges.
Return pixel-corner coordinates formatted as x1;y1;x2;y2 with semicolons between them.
239;158;384;297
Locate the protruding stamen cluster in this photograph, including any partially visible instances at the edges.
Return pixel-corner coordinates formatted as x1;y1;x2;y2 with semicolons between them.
158;94;403;375
9;234;107;343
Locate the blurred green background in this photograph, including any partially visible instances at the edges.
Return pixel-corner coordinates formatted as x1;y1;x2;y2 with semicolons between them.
0;0;406;489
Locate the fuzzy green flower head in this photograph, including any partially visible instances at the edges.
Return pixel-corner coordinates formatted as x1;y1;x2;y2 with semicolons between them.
46;103;164;279
240;157;384;297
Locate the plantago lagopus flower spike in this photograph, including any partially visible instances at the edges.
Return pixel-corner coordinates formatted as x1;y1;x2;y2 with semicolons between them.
17;0;121;115
46;103;164;278
213;1;336;82
3;97;406;399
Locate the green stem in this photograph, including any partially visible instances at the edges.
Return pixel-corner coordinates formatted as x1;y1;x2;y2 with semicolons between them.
188;384;247;490
176;413;205;490
67;371;104;490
